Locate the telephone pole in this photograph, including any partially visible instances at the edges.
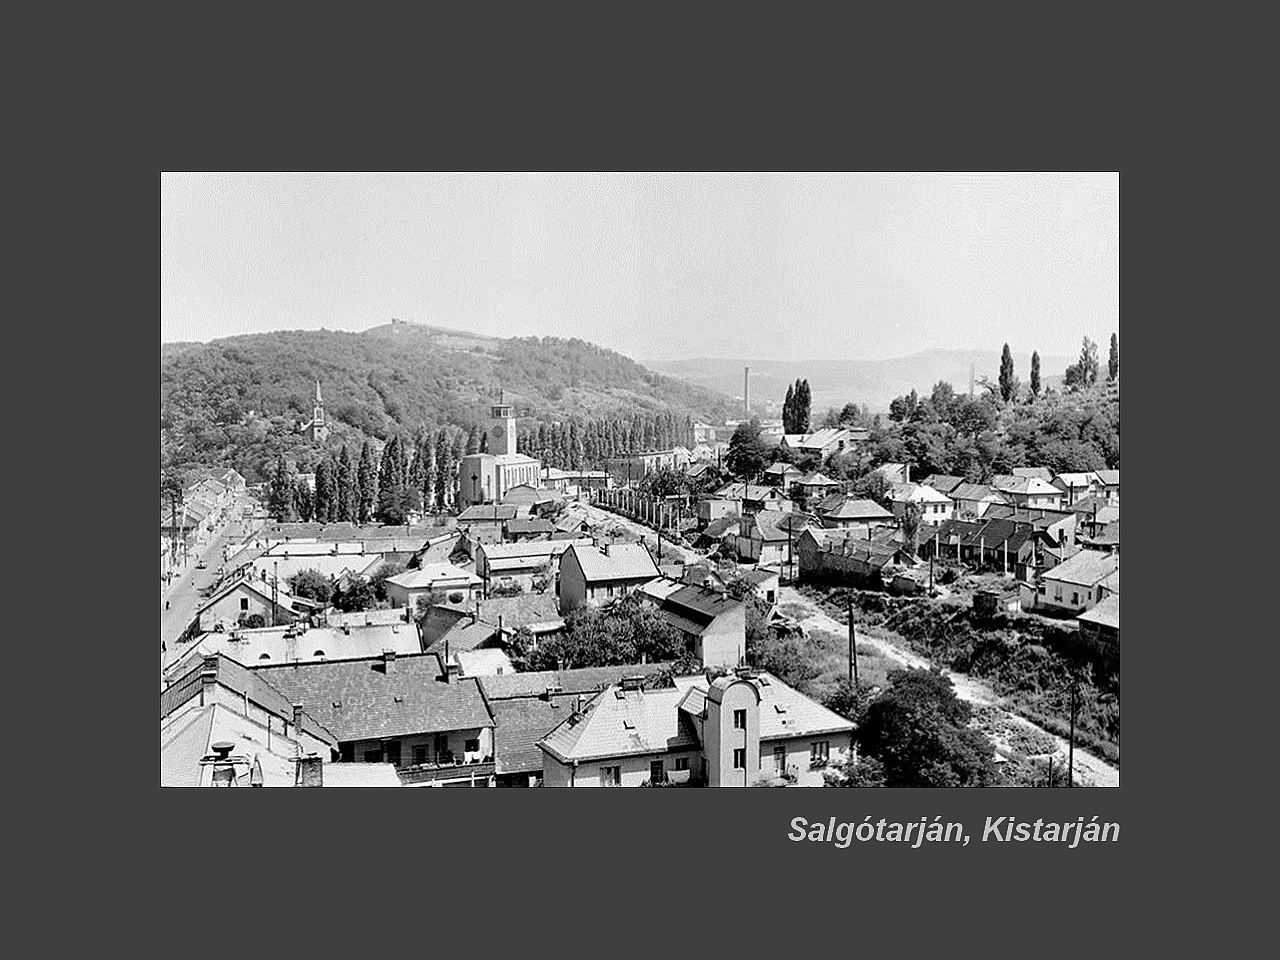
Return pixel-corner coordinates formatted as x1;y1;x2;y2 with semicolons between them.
1067;672;1077;788
848;598;858;685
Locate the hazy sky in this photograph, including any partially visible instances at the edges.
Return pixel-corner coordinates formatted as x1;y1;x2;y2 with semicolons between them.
162;173;1118;362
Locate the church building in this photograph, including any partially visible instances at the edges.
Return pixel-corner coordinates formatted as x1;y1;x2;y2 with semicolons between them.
458;399;541;509
299;381;330;443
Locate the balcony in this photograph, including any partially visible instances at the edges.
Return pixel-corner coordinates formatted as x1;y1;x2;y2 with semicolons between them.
397;757;495;786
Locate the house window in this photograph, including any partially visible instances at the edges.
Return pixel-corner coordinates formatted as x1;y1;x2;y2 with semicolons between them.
650;760;665;783
240;598;249;611
433;734;448;762
364;747;383;763
465;738;481;754
674;757;689;771
385;741;401;767
600;765;622;787
733;709;747;730
413;745;428;765
340;743;354;762
733;748;746;770
773;744;786;775
1072;591;1080;606
811;741;830;764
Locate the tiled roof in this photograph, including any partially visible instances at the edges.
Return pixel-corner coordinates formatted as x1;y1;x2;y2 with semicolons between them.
1011;467;1053;482
764;462;801;475
161;653;338;746
798;471;841;486
431;593;561;633
431;620;498;654
1077;594;1120;629
664;584;742;622
458;504;520;522
565;543;660;583
538;686;700;762
714;483;777;500
820;498;895;521
387;564;482;590
161;702;312;788
192;576;304;620
481;539;590;560
951;482;1000;502
506;518;554;535
1043;551;1119;587
167;622;422;675
991;475;1061;496
701;516;741;540
921;474;966;494
257;653;494;742
1095;470;1120;485
478;663;672;701
492;695;585;774
888;482;952;504
1053;471;1103;488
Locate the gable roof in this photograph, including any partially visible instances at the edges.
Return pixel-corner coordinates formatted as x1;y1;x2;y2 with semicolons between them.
1011;467;1054;482
257;653;494;742
192;575;304;620
1053;471;1103;488
991;475;1061;497
564;543;660;583
478;663;673;701
386;564;483;590
921;474;966;494
951;482;1001;502
506;518;554;535
1042;550;1119;587
1077;594;1120;629
819;498;895;521
888;482;952;504
161;653;337;746
1095;469;1120;485
457;504;519;522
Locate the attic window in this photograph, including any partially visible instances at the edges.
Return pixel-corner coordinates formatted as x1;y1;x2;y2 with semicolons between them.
774;703;788;714
313;650;325;658
623;719;636;730
614;689;627;699
394;695;404;703
332;701;342;709
259;653;271;660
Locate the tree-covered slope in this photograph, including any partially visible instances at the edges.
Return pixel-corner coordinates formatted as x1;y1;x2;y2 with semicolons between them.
160;322;733;483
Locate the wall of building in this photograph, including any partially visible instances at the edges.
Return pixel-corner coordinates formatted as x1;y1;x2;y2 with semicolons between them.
704;680;760;787
761;733;853;786
1038;577;1107;614
386;580;479;611
543;750;703;787
341;726;493;769
199;586;297;631
696;607;746;670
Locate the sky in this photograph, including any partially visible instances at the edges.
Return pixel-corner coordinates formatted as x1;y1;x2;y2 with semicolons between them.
162;173;1118;362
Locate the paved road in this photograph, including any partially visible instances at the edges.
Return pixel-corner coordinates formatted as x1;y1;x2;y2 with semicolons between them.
161;499;260;648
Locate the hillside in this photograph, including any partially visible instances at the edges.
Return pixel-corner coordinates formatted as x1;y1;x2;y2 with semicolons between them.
645;349;1070;416
160;322;734;483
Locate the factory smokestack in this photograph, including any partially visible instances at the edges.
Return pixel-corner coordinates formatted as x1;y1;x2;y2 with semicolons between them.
744;366;750;417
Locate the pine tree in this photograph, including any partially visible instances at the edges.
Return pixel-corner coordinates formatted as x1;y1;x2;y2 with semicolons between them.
268;454;295;521
294;479;314;522
999;343;1016;403
1030;351;1041;398
798;379;812;433
434;428;452;511
357;441;377;524
1108;332;1119;382
465;426;480;455
377;436;409;524
338;447;358;522
313;459;333;522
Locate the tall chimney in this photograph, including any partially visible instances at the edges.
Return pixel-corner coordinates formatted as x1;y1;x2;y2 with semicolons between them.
382;649;397;673
743;366;750;416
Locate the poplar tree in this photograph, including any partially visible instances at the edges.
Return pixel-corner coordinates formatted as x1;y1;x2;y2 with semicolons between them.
1108;333;1119;382
1030;351;1041;398
999;343;1016;403
338;447;358;522
357;441;377;523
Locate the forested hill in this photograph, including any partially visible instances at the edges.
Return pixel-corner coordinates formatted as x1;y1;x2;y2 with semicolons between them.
160;322;734;483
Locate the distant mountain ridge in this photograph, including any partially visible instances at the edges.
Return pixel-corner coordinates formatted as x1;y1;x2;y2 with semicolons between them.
643;349;1071;414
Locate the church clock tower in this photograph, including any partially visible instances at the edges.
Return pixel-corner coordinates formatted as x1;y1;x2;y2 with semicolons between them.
489;399;516;456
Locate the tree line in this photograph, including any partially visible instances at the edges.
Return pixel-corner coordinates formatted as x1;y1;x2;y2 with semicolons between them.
516;411;695;470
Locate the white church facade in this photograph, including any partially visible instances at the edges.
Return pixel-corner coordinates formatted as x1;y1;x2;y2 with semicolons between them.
458;400;541;508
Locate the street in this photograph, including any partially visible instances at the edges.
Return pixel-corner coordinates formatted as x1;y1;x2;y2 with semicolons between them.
161;498;260;648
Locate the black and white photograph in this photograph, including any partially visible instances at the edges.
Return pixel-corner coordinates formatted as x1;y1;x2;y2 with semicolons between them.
161;173;1119;788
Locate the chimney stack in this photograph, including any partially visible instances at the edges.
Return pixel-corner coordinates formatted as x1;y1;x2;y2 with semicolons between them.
295;753;323;787
200;654;218;705
382;649;397;673
445;661;462;682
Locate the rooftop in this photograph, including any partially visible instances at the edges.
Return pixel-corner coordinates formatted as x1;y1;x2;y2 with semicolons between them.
386;564;483;590
478;662;673;701
457;504;520;522
1077;594;1120;630
1010;467;1054;482
258;652;494;743
1043;550;1120;587
565;543;660;583
888;482;953;504
166;621;423;675
819;498;895;521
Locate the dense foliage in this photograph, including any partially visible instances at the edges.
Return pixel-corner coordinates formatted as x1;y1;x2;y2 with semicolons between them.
161;322;730;486
510;593;695;671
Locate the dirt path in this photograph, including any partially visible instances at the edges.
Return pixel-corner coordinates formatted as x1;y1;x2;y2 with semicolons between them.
778;586;1119;788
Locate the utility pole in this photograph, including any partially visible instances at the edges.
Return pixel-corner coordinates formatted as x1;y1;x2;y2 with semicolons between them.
271;560;279;627
848;598;858;685
1068;672;1077;788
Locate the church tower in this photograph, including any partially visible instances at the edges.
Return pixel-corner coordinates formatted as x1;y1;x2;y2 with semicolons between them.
305;380;329;442
489;396;516;456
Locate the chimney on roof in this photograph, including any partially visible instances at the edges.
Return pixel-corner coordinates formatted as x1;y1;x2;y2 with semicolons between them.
382;649;397;673
445;660;462;682
199;655;218;705
295;753;323;787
